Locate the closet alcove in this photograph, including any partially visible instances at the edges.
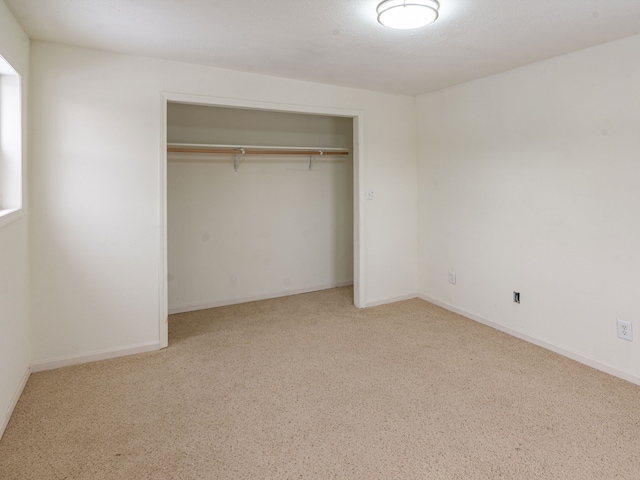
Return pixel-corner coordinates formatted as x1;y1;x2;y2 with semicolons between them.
167;103;354;314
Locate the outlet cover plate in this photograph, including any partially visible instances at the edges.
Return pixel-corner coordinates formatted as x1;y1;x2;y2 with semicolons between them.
617;319;633;341
448;269;456;284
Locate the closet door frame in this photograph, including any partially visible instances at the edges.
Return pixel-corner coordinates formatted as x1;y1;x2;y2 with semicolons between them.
158;92;365;348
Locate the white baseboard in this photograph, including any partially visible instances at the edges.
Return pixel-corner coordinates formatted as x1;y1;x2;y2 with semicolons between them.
365;293;418;308
1;366;30;440
418;294;640;387
169;281;354;314
31;341;162;373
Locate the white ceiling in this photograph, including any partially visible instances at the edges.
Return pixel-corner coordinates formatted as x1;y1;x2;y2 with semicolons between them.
6;0;640;96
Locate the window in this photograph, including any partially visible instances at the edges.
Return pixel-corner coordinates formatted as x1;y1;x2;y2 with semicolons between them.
0;53;22;227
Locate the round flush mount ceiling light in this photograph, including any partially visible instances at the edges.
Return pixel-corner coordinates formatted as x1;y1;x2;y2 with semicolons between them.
377;0;440;30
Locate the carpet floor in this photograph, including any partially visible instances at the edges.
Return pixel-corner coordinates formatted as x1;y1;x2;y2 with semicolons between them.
1;287;639;479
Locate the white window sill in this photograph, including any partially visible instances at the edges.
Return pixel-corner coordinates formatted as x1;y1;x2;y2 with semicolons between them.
0;208;23;228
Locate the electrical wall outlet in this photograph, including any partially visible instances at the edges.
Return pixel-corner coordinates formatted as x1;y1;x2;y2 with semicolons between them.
617;320;633;341
448;269;456;284
513;291;520;304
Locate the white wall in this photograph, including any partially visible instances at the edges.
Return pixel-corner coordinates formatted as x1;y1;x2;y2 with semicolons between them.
168;103;354;147
0;0;30;437
29;42;418;365
167;104;354;311
417;34;640;382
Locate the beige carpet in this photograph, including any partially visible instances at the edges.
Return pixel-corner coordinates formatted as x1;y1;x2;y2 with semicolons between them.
1;287;639;479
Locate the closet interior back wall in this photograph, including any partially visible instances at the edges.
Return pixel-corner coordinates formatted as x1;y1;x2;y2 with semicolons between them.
167;103;354;313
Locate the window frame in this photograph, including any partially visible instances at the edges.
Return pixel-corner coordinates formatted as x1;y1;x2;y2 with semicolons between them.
0;53;23;228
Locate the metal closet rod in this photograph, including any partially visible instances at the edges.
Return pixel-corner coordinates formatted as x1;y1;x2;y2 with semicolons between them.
166;143;350;156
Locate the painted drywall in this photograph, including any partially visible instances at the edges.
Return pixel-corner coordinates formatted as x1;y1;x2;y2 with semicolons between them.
167;104;354;311
0;0;30;437
28;42;418;364
417;34;640;380
168;103;354;148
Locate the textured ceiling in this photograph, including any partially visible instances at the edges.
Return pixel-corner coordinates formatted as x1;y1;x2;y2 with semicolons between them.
6;0;640;95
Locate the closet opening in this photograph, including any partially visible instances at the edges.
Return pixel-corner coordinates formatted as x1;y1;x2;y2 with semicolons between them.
159;95;365;346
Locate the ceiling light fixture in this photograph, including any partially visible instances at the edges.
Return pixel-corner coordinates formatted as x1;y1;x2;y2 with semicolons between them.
377;0;440;30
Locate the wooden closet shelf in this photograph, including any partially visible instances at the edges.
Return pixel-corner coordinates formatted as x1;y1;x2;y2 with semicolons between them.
167;143;350;156
167;143;350;171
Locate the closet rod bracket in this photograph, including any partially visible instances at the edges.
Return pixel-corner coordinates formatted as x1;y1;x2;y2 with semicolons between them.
309;150;323;171
234;148;245;172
